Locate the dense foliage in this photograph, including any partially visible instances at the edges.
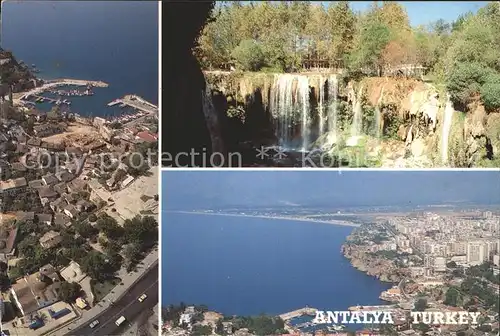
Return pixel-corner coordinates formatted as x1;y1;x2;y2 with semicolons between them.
196;1;500;110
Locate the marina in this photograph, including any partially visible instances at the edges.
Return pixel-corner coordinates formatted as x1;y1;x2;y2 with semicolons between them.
29;94;71;106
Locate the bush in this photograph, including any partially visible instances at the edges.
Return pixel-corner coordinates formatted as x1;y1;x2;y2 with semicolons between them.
446;62;495;106
88;214;98;222
480;73;500;110
231;39;265;71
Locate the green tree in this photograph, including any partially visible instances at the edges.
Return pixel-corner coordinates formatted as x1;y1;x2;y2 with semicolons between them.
96;215;124;240
414;298;428;311
58;281;82;303
444;287;461;306
80;251;117;281
192;325;212;336
231;39;265;71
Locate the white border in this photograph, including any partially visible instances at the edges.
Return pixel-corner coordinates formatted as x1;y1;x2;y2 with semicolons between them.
157;0;163;331
159;168;500;171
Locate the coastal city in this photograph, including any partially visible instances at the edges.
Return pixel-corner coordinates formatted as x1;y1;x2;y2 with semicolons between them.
0;46;159;335
161;208;500;336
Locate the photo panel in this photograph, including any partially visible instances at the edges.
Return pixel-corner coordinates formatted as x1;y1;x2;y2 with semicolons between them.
0;1;160;335
163;1;500;168
161;170;500;336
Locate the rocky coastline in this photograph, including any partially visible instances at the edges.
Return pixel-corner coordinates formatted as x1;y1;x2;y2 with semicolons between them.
341;236;404;284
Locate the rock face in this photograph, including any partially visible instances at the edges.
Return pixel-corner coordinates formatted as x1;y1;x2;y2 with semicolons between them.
163;1;224;167
342;244;403;283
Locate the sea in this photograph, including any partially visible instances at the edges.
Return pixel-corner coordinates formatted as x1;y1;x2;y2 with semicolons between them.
163;212;391;331
1;1;158;117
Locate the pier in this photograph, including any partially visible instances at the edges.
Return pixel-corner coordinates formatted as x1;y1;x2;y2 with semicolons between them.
348;305;397;312
29;95;70;105
106;95;157;114
279;307;317;321
44;78;108;88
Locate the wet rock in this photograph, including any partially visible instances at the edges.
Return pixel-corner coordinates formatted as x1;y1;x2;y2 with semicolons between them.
410;138;425;157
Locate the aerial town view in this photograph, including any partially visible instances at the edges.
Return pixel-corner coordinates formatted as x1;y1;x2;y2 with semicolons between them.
0;1;159;335
161;170;499;336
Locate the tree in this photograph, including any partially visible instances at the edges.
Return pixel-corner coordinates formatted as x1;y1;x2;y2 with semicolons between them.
444;287;461;307
73;221;98;239
348;18;391;73
58;281;82;303
96;215;124;240
123;216;158;250
0;261;8;273
446;261;457;268
414;298;428;311
124;243;142;270
0;274;11;292
80;251;116;281
231;39;265;71
326;2;356;60
192;325;212;336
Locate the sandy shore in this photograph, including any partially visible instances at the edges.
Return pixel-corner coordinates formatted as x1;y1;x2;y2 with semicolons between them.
166;210;361;227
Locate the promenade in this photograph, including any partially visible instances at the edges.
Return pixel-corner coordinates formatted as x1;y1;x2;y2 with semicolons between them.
48;249;158;336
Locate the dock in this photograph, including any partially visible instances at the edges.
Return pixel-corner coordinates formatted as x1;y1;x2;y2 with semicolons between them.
44;78;109;88
279;307;317;321
348;305;397;312
106;95;157;115
26;95;70;106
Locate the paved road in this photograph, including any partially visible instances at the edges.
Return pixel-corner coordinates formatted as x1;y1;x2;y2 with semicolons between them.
68;263;158;336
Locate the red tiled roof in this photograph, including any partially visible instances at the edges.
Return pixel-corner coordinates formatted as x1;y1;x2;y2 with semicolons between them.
136;131;158;142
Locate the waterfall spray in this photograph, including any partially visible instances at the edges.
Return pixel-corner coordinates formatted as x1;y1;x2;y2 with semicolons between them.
441;94;454;164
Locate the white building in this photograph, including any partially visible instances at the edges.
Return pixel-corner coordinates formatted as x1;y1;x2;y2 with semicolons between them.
467;241;487;266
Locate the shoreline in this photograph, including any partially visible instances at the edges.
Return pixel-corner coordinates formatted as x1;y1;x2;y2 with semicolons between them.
165;210;361;228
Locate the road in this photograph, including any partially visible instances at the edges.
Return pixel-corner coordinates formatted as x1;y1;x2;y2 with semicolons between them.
68;263;158;336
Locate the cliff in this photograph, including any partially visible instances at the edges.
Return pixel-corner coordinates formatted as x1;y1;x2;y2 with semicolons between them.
205;71;500;168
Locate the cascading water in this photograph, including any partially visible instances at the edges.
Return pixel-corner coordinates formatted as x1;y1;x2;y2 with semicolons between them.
202;82;225;156
346;85;363;146
326;75;338;145
297;76;310;151
441;94;454;164
318;75;325;136
375;87;384;139
270;74;340;151
270;74;310;150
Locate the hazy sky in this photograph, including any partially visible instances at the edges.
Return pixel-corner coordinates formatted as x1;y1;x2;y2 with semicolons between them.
163;170;500;209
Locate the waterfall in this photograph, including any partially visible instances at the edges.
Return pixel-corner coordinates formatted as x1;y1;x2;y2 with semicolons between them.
202;82;225;157
326;75;338;145
441;94;454;164
318;75;325;136
298;76;310;151
350;85;363;138
270;74;310;150
269;74;342;151
375;87;384;139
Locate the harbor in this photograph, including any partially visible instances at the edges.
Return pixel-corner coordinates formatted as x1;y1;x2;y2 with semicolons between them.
15;79;109;106
103;95;158;126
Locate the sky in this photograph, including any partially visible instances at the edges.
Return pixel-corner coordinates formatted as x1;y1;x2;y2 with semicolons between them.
163;170;500;209
348;1;489;27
